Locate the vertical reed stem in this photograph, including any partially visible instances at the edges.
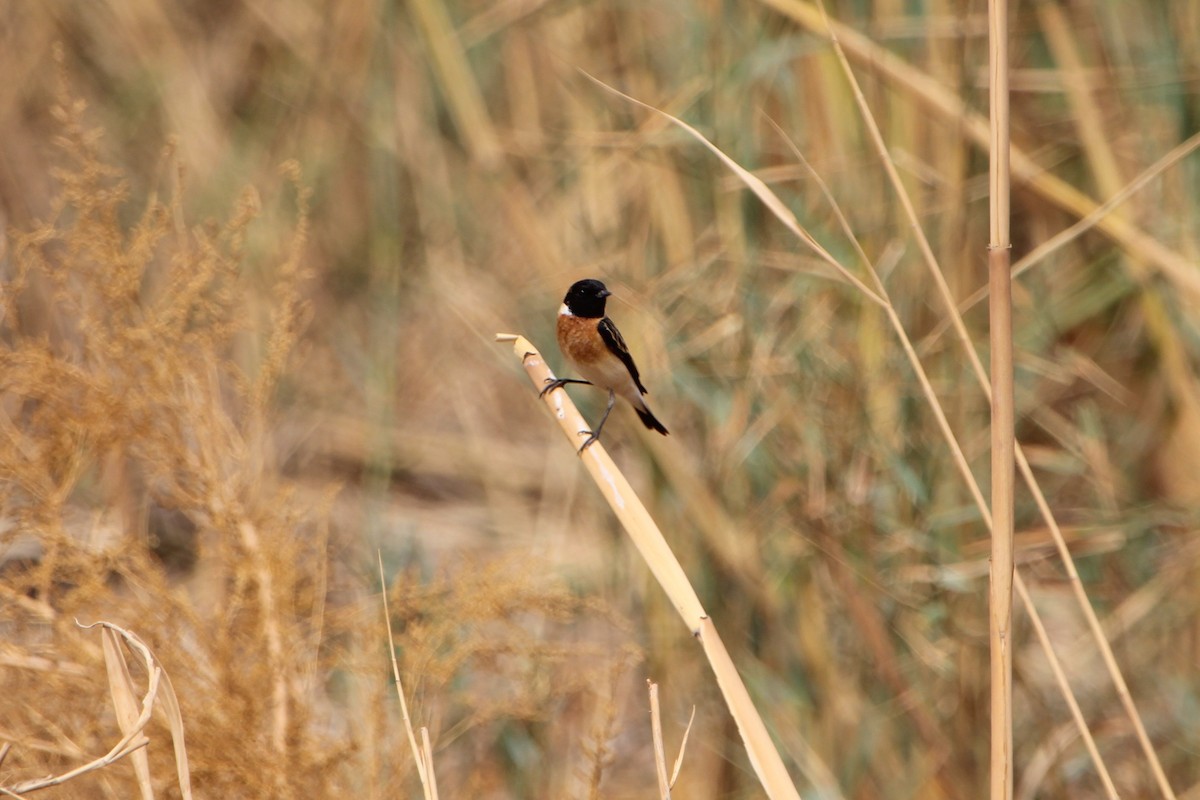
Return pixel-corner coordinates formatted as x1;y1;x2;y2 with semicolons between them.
988;1;1015;799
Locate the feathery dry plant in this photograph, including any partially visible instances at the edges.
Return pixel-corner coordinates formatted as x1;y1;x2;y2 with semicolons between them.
0;80;341;797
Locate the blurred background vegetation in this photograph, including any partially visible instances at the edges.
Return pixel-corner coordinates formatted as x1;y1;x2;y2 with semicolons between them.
1;0;1199;797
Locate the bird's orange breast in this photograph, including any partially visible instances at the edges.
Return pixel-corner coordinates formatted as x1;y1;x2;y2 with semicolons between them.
556;311;645;401
557;314;607;366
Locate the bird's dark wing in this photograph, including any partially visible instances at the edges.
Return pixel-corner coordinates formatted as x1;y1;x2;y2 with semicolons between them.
598;317;649;394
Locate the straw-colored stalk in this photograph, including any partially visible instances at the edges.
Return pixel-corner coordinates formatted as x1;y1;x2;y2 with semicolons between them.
648;680;696;795
407;0;500;169
648;680;671;800
378;554;438;800
496;333;802;800
987;2;1015;798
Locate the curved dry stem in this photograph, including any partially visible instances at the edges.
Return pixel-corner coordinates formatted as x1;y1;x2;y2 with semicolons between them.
496;333;802;800
578;71;887;309
6;622;191;799
377;553;432;797
100;621;155;800
1014;577;1120;797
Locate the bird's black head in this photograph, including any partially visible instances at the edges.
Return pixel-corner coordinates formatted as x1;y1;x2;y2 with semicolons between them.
562;279;612;318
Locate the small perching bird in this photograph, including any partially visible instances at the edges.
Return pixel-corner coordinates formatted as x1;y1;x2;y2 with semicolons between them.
541;278;669;451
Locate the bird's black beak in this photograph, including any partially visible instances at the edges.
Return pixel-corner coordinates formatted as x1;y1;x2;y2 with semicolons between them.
600;288;612;297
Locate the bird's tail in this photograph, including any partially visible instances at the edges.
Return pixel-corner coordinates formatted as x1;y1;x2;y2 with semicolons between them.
635;404;669;436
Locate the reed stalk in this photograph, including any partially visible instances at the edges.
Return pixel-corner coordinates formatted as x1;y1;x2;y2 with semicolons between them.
987;2;1015;798
496;333;802;800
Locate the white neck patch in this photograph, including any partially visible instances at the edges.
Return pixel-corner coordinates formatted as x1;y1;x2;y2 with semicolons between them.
558;303;573;317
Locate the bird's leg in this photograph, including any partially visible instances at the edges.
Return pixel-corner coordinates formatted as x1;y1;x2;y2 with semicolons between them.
539;377;592;398
578;389;616;452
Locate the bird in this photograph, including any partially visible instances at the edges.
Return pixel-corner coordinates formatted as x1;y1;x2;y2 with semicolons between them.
541;278;669;451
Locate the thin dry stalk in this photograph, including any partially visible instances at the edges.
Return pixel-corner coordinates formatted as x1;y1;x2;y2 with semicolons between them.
496;333;802;800
101;626;155;800
408;0;501;168
988;149;1017;794
377;554;432;796
669;707;696;789
648;680;671;800
987;2;1015;798
420;728;440;800
581;665;622;800
578;71;886;309
1013;578;1119;797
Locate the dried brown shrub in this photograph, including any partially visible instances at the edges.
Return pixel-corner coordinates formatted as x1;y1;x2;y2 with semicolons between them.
0;83;340;797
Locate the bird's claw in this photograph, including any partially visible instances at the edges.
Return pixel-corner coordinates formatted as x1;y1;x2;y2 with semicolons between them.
539;378;569;398
539;377;590;398
577;430;600;453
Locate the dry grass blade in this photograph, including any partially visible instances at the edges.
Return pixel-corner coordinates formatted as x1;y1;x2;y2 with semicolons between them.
100;626;155;800
98;621;192;800
420;728;440;800
5;739;152;796
497;333;802;800
577;71;886;309
151;666;193;800
1013;578;1119;798
1012;131;1200;281
670;706;696;789
377;553;431;795
648;680;671;800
